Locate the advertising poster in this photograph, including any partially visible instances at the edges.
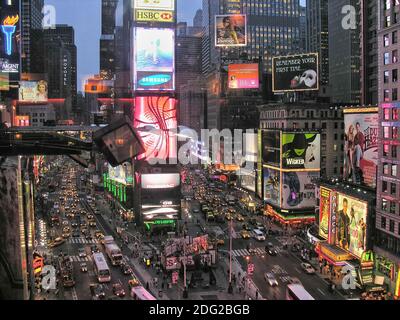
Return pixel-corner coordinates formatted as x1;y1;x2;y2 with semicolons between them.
108;163;133;185
282;132;320;170
336;194;368;259
135;9;174;23
343;111;378;188
228;63;259;89
141;173;180;189
281;172;319;210
18;81;48;103
261;130;281;167
239;168;256;193
273;53;319;92
0;5;20;76
319;187;331;239
134;28;175;91
215;15;247;47
134;96;177;161
263;168;280;207
134;0;175;11
0;72;8;90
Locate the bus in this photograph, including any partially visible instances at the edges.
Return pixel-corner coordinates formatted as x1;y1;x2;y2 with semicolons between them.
93;252;111;283
130;286;157;300
286;284;315;300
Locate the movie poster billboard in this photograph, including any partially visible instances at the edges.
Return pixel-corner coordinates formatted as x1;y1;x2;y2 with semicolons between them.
134;96;177;161
228;63;259;89
282;132;320;170
343;110;378;188
18;81;48;103
134;28;175;91
281;171;319;210
319;187;331;239
261;130;280;167
336;193;368;259
273;53;319;92
215;15;247;47
263;168;280;207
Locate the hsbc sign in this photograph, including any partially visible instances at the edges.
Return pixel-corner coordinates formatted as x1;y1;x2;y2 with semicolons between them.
135;9;174;23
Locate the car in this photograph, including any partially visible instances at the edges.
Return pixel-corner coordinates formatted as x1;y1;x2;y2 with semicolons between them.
235;214;244;222
90;284;106;300
249;218;257;226
240;230;250;239
78;248;87;258
62;232;71;239
206;212;215;221
121;263;133;275
50;237;65;248
112;283;126;297
300;263;316;274
80;262;88;272
85;234;93;241
72;230;80;237
89;221;97;228
253;229;266;241
255;222;266;232
62;220;69;226
265;243;278;256
192;208;200;213
264;272;278;287
225;213;233;221
242;224;252;231
90;245;99;254
62;226;71;233
87;214;94;220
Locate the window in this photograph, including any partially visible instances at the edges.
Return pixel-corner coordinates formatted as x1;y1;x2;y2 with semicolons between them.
392;164;397;177
392;145;398;158
391;182;397;195
384;34;390;46
393;88;398;101
384;89;390;101
394;50;399;63
384;126;390;138
304;122;309;129
393;108;399;120
322;122;326;129
384;53;390;65
390;201;396;214
393;69;398;82
393;31;398;44
393;126;398;139
386;15;391;28
384;144;390;156
384;163;389;175
334;122;338;129
384;70;390;83
312;122;316;129
381;216;387;229
385;0;391;10
382;180;388;193
390;220;395;233
382;199;388;212
384;108;391;120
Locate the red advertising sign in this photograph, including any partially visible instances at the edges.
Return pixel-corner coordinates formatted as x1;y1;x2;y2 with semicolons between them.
247;263;254;276
172;271;178;284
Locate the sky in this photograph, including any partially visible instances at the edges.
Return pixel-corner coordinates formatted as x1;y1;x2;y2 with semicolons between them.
45;0;202;93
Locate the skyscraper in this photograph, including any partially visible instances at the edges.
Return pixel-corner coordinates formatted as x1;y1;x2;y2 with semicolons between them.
100;0;118;80
306;0;329;89
376;0;400;294
328;0;361;104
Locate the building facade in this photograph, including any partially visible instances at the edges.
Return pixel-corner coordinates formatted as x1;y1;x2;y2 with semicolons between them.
100;0;118;80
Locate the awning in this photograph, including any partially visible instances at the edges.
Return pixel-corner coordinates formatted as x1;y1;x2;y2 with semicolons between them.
316;242;354;266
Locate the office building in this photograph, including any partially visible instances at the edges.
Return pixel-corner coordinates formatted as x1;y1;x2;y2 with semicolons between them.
100;0;118;80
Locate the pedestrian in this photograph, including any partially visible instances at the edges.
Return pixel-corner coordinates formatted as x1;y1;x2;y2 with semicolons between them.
256;291;259;300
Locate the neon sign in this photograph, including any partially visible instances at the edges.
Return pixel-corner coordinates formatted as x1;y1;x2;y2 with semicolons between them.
1;15;19;56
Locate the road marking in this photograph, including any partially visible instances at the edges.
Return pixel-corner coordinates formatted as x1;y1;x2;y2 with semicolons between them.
317;288;326;296
295;267;302;274
72;287;78;300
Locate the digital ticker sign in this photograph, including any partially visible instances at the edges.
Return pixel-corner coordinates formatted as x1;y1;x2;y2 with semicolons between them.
134;27;175;91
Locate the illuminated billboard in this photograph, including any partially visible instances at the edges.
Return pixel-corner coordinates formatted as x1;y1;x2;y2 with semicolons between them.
239;168;256;193
18;81;48;103
282;132;320;170
0;7;20;75
281;171;318;210
135;9;174;23
141;173;180;189
134;0;175;11
134;96;177;161
319;187;331;239
108;163;133;185
215;15;247;47
244;132;257;162
336;193;368;259
263;168;280;207
228;64;259;89
0;73;9;90
134;27;175;91
273;53;319;92
343;108;378;188
261;130;280;167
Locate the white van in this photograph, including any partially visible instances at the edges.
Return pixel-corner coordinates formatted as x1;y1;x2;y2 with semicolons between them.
253;229;266;241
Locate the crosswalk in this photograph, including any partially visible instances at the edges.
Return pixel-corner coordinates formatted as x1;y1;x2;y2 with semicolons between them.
66;237;99;244
230;230;259;239
69;255;93;262
231;247;265;257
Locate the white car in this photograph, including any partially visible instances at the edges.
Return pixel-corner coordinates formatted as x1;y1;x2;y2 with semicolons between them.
78;248;87;258
301;263;316;274
264;272;278;287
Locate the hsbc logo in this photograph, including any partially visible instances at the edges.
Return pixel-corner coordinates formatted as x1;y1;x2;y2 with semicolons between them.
135;9;174;23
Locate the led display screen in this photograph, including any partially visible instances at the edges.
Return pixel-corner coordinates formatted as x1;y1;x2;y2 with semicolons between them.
18;81;48;103
228;63;259;89
141;173;180;189
263;167;280;207
319;187;331;239
134;0;175;11
282;132;320;170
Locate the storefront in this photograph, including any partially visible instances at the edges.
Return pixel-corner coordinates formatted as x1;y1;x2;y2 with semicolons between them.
315;242;354;267
265;204;315;227
375;254;399;297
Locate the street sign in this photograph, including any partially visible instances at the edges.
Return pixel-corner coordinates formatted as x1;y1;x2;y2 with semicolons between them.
247;263;254;276
172;271;178;284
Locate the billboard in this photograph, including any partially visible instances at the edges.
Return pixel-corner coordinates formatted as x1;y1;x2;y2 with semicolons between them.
215;15;247;47
18;81;48;103
0;73;8;90
0;7;20;75
244;132;257;162
319;187;331;239
261;130;280;167
282;133;320;170
343;110;378;188
134;28;175;91
134;0;175;10
336;193;368;259
281;171;318;210
263;168;280;207
228;64;259;89
239;169;256;193
273;53;319;92
135;9;174;23
141;173;180;189
108;163;133;185
134;96;177;161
